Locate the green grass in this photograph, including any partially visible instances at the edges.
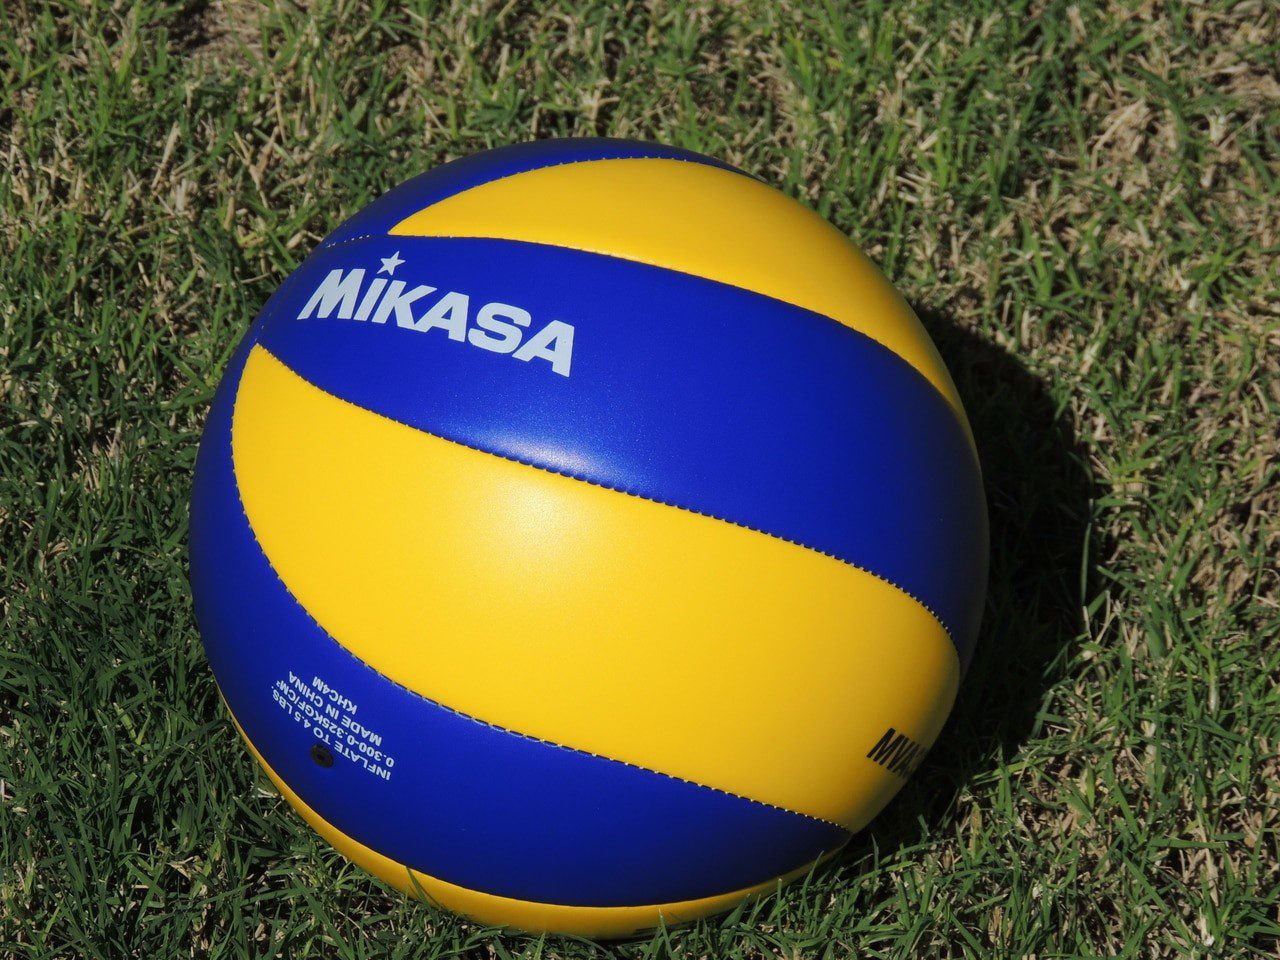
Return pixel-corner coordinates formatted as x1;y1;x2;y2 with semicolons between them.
2;0;1278;956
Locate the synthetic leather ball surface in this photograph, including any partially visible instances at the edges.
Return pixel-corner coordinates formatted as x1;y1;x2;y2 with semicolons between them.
189;138;988;938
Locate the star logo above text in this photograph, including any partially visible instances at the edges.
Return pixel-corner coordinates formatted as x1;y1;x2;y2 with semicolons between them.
379;251;405;276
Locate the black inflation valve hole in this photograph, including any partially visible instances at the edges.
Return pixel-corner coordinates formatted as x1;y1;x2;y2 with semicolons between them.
310;743;335;768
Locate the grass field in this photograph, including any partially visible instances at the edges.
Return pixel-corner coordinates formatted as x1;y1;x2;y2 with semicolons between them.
2;0;1278;957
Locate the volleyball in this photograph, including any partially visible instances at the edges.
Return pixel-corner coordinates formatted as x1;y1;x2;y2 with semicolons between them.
188;138;988;937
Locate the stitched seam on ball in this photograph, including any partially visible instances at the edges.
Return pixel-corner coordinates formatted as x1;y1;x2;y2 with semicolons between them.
225;357;850;834
317;152;752;250
314;232;383;252
317;227;971;445
258;345;958;647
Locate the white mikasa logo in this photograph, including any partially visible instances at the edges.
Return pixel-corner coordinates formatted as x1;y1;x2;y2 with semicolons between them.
296;252;576;377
